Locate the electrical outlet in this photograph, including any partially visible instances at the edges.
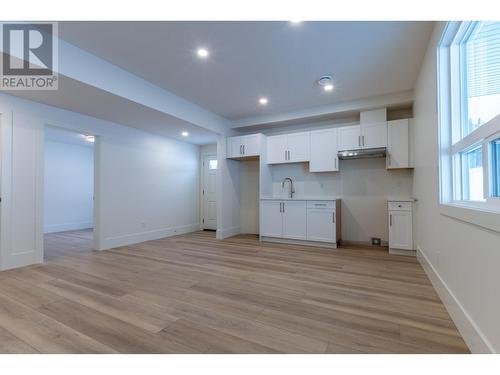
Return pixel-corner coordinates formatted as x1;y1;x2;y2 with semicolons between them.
371;237;381;246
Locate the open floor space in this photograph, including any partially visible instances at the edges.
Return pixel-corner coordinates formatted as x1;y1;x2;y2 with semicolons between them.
0;231;468;353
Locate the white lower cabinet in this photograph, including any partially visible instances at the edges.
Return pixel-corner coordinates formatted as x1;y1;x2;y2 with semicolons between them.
388;201;414;253
260;200;283;237
260;199;340;247
282;200;307;240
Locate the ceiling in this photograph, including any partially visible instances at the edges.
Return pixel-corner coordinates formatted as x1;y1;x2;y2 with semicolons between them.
9;75;219;145
59;21;433;121
45;125;94;148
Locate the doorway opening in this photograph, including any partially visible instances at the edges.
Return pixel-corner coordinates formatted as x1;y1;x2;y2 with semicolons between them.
201;150;217;231
43;126;95;260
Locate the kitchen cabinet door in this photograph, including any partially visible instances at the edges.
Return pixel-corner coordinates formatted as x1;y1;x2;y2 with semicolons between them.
389;210;413;250
282;200;307;240
309;129;339;172
387;119;409;169
361;122;387;149
306;209;336;242
229;136;243;158
266;135;287;164
338;125;361;151
260;200;283;237
242;134;260;157
287;132;310;162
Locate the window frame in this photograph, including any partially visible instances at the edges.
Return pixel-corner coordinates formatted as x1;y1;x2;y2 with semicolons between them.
437;21;500;232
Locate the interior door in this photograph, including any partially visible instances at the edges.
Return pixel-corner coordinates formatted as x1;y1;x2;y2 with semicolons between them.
362;122;387;149
260;200;283;237
338;125;361;151
282;200;307;240
202;155;217;230
266;135;287;164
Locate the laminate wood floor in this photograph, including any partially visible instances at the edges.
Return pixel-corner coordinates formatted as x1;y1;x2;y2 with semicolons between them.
0;230;469;353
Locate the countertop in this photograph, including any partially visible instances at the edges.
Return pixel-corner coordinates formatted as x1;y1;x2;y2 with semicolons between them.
387;197;415;202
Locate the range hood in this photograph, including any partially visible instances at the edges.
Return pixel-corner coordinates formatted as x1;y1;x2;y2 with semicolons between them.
338;147;386;160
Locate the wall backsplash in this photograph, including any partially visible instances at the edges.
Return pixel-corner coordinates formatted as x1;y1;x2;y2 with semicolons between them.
270;158;414;243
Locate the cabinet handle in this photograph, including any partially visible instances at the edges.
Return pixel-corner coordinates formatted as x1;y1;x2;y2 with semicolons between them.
243;145;245;155
240;145;243;155
332;212;335;223
284;150;287;160
362;135;365;146
390;214;392;226
283;202;285;213
335;158;337;169
358;136;361;147
388;153;391;166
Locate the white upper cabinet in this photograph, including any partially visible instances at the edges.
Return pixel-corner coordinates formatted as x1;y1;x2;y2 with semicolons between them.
227;134;261;159
309;128;339;172
338;122;387;150
361;122;387;149
338;125;361;151
387;119;413;169
266;134;287;163
266;132;309;164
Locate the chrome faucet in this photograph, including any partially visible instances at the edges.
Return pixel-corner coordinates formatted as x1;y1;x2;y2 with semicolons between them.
282;177;295;199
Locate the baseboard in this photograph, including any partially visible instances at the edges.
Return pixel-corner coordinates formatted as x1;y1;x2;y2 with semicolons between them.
417;246;494;353
340;239;389;247
98;223;199;250
44;222;93;234
261;236;337;249
216;226;240;239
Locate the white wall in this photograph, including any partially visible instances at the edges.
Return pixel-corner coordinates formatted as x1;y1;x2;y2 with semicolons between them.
44;139;94;233
269;159;413;243
413;23;500;353
240;160;260;234
0;93;202;270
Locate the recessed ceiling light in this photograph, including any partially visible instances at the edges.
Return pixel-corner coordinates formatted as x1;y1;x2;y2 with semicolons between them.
197;48;209;58
181;131;189;137
82;135;95;143
317;75;334;92
290;20;303;25
259;97;269;105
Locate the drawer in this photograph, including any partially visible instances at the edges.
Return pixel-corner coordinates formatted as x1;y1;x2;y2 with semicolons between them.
388;201;412;211
307;201;335;209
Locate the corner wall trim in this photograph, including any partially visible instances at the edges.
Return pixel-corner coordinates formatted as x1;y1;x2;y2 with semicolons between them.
416;246;495;353
216;226;240;239
99;223;199;250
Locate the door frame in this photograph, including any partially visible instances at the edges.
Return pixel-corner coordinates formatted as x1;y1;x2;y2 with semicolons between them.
42;124;101;254
200;153;217;230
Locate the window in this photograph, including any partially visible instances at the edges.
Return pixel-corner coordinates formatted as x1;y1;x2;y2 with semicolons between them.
490;136;500;197
460;146;483;201
463;22;500;136
208;159;218;170
438;21;500;222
